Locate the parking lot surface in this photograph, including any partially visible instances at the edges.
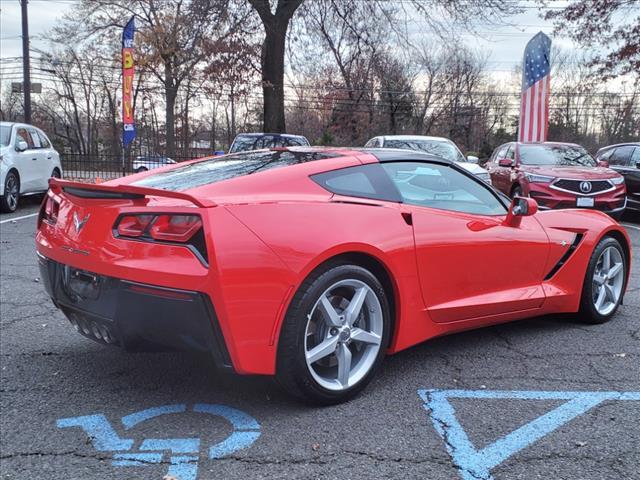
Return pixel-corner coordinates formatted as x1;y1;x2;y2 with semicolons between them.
1;205;639;480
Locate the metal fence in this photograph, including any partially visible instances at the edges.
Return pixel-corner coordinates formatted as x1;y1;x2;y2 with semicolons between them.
60;153;212;183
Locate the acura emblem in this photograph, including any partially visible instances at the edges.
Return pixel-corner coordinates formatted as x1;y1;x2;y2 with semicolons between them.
579;181;592;193
73;212;90;233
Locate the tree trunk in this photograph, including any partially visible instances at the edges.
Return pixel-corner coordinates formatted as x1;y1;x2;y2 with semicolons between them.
165;84;177;158
261;24;287;133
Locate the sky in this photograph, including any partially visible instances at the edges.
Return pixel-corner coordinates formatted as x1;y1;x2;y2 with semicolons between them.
0;0;600;91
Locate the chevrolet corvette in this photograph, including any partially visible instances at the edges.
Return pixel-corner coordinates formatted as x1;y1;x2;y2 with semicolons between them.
35;148;632;404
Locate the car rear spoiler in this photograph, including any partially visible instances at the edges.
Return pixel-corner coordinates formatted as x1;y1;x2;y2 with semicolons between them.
48;178;216;208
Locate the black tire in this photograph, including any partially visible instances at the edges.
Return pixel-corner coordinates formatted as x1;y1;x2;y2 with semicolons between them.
276;262;391;405
577;236;627;324
51;168;61;179
1;171;20;213
136;167;148;173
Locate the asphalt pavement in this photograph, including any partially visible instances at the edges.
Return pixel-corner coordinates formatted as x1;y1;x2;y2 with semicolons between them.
1;202;639;480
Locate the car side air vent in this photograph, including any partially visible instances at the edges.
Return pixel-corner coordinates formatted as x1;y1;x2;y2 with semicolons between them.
544;233;584;280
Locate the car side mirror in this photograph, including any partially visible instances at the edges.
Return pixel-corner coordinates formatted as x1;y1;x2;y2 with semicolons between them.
498;158;514;168
16;140;28;152
504;196;538;227
636;161;640;169
597;160;609;168
466;155;479;164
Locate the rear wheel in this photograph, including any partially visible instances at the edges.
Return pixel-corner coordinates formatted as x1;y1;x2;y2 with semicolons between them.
135;167;148;173
276;263;391;404
578;237;627;324
1;171;20;213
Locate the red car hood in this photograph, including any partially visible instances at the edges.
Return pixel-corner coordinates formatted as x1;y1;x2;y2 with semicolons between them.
521;165;619;179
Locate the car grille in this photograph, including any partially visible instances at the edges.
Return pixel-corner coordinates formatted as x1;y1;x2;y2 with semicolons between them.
552;179;612;195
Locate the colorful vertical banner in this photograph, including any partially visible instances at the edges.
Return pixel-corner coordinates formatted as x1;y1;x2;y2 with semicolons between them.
122;16;136;147
519;31;551;143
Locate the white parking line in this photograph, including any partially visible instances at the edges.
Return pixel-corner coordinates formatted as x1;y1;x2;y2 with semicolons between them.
622;223;640;231
0;212;38;224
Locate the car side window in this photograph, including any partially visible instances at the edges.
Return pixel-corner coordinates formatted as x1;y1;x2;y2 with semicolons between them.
505;145;515;160
493;145;507;162
609;146;634;166
311;163;402;202
28;128;41;148
631;147;640;164
597;149;614;161
15;128;34;149
364;138;376;148
382;161;507;216
37;130;51;148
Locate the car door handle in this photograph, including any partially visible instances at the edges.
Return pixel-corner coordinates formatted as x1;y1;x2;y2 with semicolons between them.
47;156;52;160
32;157;38;161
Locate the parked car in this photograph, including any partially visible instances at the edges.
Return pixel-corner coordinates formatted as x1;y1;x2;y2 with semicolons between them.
0;121;62;213
487;142;627;219
364;135;492;184
594;142;640;213
37;148;631;404
133;156;176;173
229;133;310;153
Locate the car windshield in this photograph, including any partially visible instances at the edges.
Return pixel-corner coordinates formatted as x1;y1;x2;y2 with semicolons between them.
383;139;465;162
519;145;596;167
131;150;339;191
0;126;11;146
229;135;260;153
230;135;309;153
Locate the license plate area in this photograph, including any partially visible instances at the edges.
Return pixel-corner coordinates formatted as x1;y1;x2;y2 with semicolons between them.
577;197;595;208
62;266;102;301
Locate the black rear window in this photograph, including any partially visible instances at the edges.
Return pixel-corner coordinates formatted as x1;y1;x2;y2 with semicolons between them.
131;150;338;191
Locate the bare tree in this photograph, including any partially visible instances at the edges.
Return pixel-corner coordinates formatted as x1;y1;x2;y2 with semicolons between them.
248;0;304;133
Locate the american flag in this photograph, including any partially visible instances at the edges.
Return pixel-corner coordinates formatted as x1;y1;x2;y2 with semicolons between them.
519;32;552;143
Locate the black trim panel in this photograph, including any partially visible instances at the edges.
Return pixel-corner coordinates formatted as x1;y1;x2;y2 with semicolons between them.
38;255;232;370
544;233;584;280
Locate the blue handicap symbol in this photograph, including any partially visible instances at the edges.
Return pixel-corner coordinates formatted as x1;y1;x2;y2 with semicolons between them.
419;389;640;480
57;403;261;480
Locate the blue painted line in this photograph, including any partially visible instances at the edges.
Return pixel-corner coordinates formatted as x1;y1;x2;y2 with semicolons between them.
419;389;640;401
419;389;640;480
167;455;199;480
121;404;186;429
209;431;262;459
193;403;261;430
57;414;133;451
140;438;200;454
112;452;163;466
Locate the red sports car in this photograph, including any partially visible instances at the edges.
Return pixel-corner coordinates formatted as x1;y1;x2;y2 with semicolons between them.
36;148;631;404
487;142;627;218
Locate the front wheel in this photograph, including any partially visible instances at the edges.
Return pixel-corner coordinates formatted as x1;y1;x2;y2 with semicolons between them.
578;237;627;324
276;263;391;404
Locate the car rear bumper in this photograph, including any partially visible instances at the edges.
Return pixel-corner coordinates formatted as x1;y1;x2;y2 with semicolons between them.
38;253;232;370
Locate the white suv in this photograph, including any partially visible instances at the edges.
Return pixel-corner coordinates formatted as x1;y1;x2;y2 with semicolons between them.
0;122;62;213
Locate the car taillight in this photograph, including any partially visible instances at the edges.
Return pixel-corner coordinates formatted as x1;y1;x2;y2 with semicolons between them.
113;213;207;264
149;215;202;243
39;195;60;226
116;214;154;237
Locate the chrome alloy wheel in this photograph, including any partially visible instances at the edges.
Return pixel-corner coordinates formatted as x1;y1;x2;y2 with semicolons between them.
304;279;383;391
592;246;625;316
5;174;19;211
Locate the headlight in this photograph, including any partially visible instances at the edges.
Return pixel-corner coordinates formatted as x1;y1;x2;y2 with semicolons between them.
610;176;625;185
525;173;555;183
